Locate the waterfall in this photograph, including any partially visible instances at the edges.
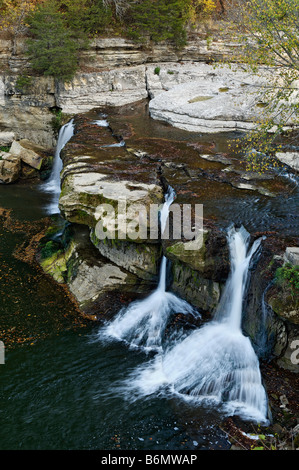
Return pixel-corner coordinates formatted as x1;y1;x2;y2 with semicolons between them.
123;225;269;424
99;187;199;352
43;119;74;214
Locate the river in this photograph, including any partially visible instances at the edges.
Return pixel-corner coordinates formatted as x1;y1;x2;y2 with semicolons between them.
0;176;230;451
0;101;298;450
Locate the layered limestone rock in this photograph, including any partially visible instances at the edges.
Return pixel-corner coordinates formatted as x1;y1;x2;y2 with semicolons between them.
148;63;286;133
243;239;299;373
0;74;56;148
59;170;163;238
38;221;149;314
57;111;165;285
0;29;244;146
55;66;148;114
0;30;242;75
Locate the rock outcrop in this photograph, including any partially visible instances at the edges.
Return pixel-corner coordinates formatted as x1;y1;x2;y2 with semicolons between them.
40;107;232;318
0;152;21;183
38;221;150;314
275;152;299;173
0;74;56;148
0;139;52;183
147;63;291;133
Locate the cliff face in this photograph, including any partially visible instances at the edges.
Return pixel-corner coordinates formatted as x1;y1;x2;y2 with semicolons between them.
0;28;241;147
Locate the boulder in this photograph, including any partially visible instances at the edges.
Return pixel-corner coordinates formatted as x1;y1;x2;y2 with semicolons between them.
10;139;47;170
0;131;15;146
39;221;151;313
0;152;21;183
284;247;299;266
59;171;164;241
276;152;299;172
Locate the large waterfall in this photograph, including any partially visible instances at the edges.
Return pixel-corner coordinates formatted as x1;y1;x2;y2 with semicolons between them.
120;225;269;424
99;187;199;352
43;119;74;214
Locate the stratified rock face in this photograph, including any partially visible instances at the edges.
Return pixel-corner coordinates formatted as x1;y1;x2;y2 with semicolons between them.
165;229;229;282
90;231;161;281
56;67;148;114
0;75;56;148
243;238;299;373
171;261;221;312
0;30;242;145
57;111;165;284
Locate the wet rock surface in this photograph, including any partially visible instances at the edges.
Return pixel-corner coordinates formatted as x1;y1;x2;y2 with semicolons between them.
54;101;299;360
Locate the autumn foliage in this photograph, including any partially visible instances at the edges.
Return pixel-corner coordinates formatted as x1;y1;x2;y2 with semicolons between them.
0;0;44;36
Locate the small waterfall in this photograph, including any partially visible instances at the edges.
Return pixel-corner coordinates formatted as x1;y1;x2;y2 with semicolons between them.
43;119;74;214
99;187;199;352
123;225;269;424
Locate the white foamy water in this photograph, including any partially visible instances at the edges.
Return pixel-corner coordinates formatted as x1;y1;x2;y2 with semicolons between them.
100;141;125;148
121;226;269;424
43;119;74;214
99;187;199;352
93;119;109;127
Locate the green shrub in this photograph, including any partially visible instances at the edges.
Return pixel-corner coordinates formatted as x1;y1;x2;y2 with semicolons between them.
275;263;299;298
50;108;64;134
15;74;33;93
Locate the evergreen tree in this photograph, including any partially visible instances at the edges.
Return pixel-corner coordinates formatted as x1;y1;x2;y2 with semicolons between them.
26;0;81;82
59;0;113;36
126;0;191;47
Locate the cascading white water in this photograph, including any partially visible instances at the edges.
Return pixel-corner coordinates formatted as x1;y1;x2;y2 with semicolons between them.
100;186;199;352
122;225;269;424
92;119;109;127
43;119;74;214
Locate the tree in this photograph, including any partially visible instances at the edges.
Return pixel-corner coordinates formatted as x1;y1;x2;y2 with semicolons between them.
126;0;208;47
226;0;299;170
26;0;82;82
102;0;128;18
58;0;113;36
0;0;43;54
